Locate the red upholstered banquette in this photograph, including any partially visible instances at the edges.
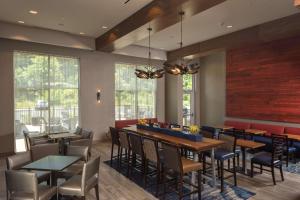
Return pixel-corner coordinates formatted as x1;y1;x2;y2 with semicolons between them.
284;127;300;136
250;123;284;136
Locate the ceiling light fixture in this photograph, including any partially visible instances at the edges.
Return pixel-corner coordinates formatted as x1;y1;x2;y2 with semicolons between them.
163;11;200;75
102;26;108;29
295;0;300;8
226;25;233;28
135;26;164;79
29;10;38;14
79;32;85;35
18;21;25;24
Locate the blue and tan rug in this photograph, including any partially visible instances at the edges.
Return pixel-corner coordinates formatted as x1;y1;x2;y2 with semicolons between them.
104;159;255;200
283;161;300;175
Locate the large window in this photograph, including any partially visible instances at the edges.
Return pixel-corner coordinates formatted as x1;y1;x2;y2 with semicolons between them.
14;52;79;139
183;74;195;126
115;63;156;120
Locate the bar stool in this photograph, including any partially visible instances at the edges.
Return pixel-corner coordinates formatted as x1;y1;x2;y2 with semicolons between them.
109;127;121;166
161;142;202;200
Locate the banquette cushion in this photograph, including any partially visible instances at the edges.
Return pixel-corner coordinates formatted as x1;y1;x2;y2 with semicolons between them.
250;123;284;136
224;120;251;130
284;127;300;136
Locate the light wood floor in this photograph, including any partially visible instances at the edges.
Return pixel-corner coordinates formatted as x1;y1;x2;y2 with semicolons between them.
1;142;300;200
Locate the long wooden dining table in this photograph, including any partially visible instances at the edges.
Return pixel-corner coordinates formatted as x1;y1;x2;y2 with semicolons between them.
123;125;225;190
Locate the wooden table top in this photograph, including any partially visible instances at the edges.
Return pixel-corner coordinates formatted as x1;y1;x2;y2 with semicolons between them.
284;133;300;141
214;125;234;130
124;126;224;152
237;139;266;149
48;132;80;140
245;129;267;135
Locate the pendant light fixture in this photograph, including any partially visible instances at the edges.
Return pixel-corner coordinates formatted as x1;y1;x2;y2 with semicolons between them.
164;11;200;75
135;26;165;79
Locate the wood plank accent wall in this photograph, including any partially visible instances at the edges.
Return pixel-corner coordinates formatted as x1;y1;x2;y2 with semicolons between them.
226;36;300;123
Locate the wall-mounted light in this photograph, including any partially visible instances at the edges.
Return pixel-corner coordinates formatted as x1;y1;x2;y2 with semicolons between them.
97;90;101;103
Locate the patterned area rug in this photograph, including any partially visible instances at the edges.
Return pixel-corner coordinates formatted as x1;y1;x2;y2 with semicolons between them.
283;161;300;175
104;159;255;200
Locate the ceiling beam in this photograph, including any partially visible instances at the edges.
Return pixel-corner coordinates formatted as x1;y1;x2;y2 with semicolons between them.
167;13;300;61
95;0;226;52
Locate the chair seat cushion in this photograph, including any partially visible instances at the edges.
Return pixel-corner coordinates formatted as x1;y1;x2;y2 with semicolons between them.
181;157;202;173
58;163;84;179
215;149;235;161
59;175;98;196
251;152;280;166
10;185;56;200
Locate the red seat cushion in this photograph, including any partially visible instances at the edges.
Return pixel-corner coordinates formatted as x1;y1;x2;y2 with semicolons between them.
224;120;251;130
250;123;284;136
284;127;300;136
115;118;158;129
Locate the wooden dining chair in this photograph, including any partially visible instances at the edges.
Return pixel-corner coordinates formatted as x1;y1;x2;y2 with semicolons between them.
5;170;56;200
109;127;121;166
161;142;202;200
251;134;285;185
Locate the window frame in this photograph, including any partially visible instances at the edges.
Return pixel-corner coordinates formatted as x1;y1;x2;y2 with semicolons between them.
13;50;81;135
115;62;157;120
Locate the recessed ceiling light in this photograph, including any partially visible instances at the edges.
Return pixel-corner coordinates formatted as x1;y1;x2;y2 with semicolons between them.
102;26;108;29
29;10;38;14
18;21;25;24
79;32;85;35
226;25;233;28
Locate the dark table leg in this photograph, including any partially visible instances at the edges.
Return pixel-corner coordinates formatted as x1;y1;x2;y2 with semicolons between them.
241;147;246;174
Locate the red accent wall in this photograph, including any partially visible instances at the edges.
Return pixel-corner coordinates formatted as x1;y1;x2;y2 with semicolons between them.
226;36;300;123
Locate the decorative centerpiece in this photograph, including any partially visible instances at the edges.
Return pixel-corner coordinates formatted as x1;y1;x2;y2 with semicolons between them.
189;125;200;134
136;123;202;142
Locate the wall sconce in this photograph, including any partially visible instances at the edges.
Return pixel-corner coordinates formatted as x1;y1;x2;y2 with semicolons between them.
97;90;101;103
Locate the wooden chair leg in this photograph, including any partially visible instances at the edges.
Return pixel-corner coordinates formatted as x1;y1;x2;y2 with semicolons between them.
95;184;100;200
260;164;263;174
220;161;224;193
198;170;202;200
110;143;114;166
227;159;231;170
233;157;237;186
250;161;254;178
286;153;289;167
237;154;240;167
179;175;183;200
271;166;276;185
280;165;284;181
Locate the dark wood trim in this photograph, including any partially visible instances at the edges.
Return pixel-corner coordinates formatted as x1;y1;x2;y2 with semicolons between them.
167;13;300;61
95;0;226;52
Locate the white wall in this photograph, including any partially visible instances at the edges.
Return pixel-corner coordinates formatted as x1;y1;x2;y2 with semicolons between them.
0;38;165;154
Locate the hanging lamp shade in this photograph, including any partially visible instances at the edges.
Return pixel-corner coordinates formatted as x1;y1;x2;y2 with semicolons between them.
135;27;165;79
164;11;200;75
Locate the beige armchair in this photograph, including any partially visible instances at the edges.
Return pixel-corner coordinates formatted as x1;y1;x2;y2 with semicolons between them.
6;151;51;184
30;143;60;161
70;130;94;157
58;145;89;179
58;156;100;200
5;170;56;200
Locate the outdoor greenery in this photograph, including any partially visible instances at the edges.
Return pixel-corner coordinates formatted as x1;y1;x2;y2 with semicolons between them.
14;52;79;109
115;63;156;120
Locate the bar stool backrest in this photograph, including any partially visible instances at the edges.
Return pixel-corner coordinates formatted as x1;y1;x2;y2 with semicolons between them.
271;134;286;162
128;133;144;156
218;133;236;152
109;127;120;146
143;138;159;163
119;131;130;149
161;142;182;173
